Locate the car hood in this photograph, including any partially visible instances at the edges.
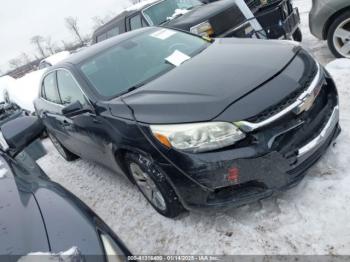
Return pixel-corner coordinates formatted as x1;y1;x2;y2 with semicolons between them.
164;0;238;30
0;162;50;255
112;38;301;124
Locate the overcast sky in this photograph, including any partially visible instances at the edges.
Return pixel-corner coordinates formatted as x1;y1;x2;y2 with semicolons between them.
0;0;131;73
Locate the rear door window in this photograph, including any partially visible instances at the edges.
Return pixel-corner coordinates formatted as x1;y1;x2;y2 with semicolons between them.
42;72;61;104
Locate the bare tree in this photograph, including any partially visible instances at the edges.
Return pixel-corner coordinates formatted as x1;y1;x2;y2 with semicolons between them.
65;16;84;45
92;16;106;29
19;52;31;64
91;13;115;30
45;36;59;55
130;0;143;3
30;35;46;57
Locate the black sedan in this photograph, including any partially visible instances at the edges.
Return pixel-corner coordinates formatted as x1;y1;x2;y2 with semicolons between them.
0;117;131;260
34;27;340;218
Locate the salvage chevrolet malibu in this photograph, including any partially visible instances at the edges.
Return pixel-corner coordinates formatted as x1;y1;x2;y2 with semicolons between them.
34;27;340;218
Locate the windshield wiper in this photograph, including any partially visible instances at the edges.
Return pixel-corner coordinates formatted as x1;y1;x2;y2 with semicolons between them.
119;83;145;96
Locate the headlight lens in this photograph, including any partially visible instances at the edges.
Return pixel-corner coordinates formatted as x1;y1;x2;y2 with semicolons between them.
190;21;214;37
150;122;246;153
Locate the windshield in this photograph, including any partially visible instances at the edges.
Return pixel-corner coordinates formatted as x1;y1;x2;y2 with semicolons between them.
80;28;209;99
143;0;203;25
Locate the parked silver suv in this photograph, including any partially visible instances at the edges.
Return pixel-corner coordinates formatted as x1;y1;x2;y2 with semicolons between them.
309;0;350;58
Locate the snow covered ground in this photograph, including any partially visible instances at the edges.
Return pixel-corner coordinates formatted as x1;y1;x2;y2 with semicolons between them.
37;0;350;255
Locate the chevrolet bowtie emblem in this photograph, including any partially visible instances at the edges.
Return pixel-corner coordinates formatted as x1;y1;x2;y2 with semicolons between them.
294;84;322;115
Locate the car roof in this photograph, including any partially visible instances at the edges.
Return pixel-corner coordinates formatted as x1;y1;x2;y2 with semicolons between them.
50;27;156;69
92;0;159;38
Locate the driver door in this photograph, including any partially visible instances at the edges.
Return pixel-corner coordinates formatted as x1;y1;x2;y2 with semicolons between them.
55;69;110;165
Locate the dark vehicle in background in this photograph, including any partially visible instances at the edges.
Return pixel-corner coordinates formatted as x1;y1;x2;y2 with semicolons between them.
35;27;340;218
91;0;301;44
309;0;350;58
0;102;27;126
0;116;131;260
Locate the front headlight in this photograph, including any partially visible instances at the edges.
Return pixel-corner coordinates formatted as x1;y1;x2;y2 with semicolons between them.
150;122;246;153
190;21;214;37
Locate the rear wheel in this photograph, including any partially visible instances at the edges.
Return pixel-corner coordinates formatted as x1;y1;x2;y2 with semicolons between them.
125;152;184;218
292;27;303;42
48;132;79;161
327;11;350;58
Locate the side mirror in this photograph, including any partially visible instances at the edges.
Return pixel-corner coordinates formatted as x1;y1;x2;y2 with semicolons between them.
0;116;45;156
62;101;83;116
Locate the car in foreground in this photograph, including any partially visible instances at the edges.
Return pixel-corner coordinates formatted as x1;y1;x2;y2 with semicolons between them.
309;0;350;58
0;116;131;260
91;0;301;44
35;27;340;218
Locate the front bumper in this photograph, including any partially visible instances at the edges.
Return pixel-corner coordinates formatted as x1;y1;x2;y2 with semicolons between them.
159;124;340;212
153;68;340;212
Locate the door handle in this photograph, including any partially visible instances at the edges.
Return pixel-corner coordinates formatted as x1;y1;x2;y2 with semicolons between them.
61;120;70;127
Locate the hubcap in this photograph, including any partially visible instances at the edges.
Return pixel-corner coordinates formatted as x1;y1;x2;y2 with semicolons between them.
333;18;350;58
49;134;66;157
129;162;167;211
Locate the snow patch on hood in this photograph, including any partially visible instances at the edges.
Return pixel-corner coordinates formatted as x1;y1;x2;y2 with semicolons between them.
167;9;190;21
18;247;83;262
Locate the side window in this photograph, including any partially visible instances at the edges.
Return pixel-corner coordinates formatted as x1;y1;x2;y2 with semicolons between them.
97;33;107;43
107;27;120;38
42;73;61;104
130;14;142;30
56;70;87;106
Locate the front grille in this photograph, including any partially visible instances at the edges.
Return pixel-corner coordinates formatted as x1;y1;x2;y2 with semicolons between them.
269;78;338;166
286;126;339;177
245;0;285;11
247;54;318;123
209;6;246;36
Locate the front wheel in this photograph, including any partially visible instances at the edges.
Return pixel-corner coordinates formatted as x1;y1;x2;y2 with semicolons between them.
292;27;303;42
327;11;350;58
125;153;184;218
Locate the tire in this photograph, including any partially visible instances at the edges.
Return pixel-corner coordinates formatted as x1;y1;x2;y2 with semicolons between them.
327;11;350;58
292;27;303;42
124;152;184;218
48;132;79;161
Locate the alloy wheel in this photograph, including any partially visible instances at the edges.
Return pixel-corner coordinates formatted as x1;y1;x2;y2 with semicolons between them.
129;162;167;211
333;18;350;58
